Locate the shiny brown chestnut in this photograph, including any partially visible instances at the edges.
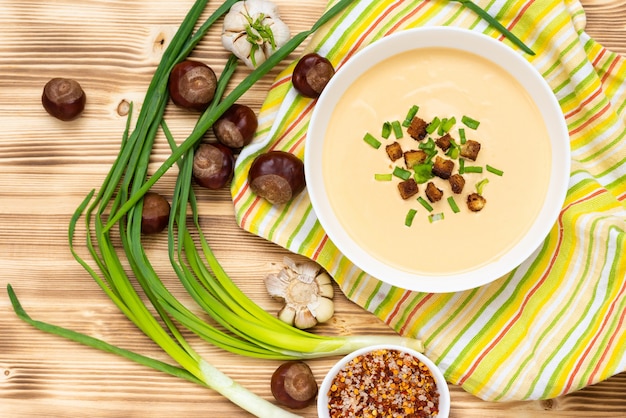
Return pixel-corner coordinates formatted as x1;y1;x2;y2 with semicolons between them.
141;192;170;234
291;53;335;98
168;60;217;111
41;78;86;121
192;143;235;190
213;103;258;150
271;361;318;409
248;151;305;205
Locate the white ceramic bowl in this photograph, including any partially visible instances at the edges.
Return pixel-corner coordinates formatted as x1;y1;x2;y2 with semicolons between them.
305;27;570;293
317;344;450;417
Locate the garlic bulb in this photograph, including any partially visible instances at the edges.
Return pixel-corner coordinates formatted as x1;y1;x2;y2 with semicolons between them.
265;257;335;329
222;0;291;69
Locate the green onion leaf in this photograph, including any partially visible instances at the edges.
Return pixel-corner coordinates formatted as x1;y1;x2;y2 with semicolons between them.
486;164;504;176
363;132;382;149
374;173;393;181
441;116;456;133
459;127;467;144
413;163;434;184
426;117;441;134
417;196;434;212
402;105;419;127
447;196;461;213
419;137;436;151
464;165;484;173
405;209;418;227
393;166;412;180
446;138;460;159
391;120;403;139
476;178;490;194
459;158;466;174
381;121;392;139
462;115;481;130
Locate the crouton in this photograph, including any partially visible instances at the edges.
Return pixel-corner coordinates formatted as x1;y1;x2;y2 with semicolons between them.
449;174;465;194
467;193;486;212
404;149;428;168
425;181;443;202
435;133;452;152
398;178;419;200
407;116;428;140
432;156;454;179
385;141;403;161
460;139;481;161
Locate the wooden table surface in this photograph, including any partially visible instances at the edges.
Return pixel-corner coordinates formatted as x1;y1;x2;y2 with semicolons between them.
1;1;625;417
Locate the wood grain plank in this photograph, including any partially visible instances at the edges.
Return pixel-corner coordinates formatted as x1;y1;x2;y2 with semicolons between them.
1;1;625;417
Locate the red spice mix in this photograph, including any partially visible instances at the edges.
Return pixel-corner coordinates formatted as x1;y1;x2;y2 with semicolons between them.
326;348;440;417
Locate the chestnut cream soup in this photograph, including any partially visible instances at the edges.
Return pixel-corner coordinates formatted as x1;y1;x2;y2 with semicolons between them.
322;47;552;275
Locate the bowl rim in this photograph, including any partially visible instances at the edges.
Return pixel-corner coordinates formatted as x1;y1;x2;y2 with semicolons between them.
305;26;571;293
317;344;451;417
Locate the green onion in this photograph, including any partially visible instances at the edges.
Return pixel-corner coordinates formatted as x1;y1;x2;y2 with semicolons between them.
413;163;434;184
419;137;436;151
391;120;403;139
417;196;434;212
438;118;447;136
476;178;490;194
459;158;466;174
462;115;481;130
405;209;418;227
393;166;412;180
486;164;504;176
363;132;382;149
447;196;461;213
459;127;467;144
446;138;460;159
374;173;393;181
428;212;445;223
381;121;392;139
451;0;535;55
441;116;456;133
464;165;484;173
402;105;419;127
426;117;440;134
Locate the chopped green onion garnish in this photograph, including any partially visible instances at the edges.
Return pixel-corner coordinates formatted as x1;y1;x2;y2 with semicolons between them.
374;173;393;181
447;196;460;213
459;127;467;144
381;122;392;139
446;138;460;159
363;132;381;149
441;116;456;133
391;120;403;139
402;105;419;127
426;117;440;134
428;212;445;223
413;163;434;183
419;137;436;151
405;209;418;227
464;165;483;173
459;158;466;174
393;166;411;180
462;115;481;130
438;118;447;136
424;149;437;164
476;178;490;194
486;165;504;176
417;196;434;212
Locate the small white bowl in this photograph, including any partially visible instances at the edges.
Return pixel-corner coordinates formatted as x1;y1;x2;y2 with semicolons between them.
317;345;450;417
305;27;570;293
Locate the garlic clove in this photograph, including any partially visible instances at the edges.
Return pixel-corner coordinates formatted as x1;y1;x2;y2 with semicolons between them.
317;273;334;299
294;308;318;330
277;305;296;325
312;297;335;324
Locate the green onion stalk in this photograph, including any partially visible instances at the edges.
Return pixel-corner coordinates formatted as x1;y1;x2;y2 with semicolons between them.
7;0;535;416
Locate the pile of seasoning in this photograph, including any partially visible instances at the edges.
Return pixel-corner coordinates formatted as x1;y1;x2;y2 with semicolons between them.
326;348;440;417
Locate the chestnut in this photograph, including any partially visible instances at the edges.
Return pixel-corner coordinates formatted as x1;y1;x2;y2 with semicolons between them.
168;60;217;111
291;53;335;98
213;103;258;150
141;192;170;234
248;151;305;205
270;361;318;409
41;77;86;121
193;143;235;190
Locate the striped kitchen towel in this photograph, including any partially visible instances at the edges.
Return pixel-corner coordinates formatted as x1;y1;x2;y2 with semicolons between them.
231;0;626;401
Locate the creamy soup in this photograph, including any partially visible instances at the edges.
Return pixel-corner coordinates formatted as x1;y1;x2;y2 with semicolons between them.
322;47;552;275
